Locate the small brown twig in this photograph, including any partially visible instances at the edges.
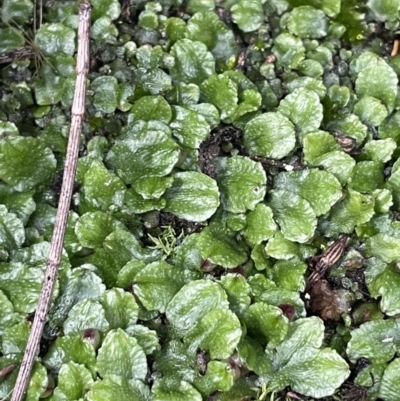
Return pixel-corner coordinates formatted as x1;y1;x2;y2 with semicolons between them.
10;2;91;400
0;48;37;64
0;364;17;379
391;39;400;57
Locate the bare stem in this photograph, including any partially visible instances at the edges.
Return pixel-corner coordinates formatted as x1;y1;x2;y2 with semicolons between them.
391;39;400;57
10;2;91;400
0;48;37;64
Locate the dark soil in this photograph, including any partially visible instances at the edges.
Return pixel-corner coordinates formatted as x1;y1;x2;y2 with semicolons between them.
159;211;203;236
199;124;243;177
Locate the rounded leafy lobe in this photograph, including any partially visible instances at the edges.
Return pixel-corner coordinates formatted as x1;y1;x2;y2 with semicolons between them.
134;176;173;200
130;95;172;124
166;280;229;337
91;76;119;114
186;103;220;129
75;211;126;249
152;379;202;401
296;59;324;77
269;190;317;243
322;190;375;237
173;234;203;272
63;300;109;335
365;256;400;316
0;262;43;314
354;96;388;126
286;6;328;38
251;243;271;270
90;17;119;44
33;66;72;106
237;337;273;375
1;0;34;24
96;329;147;380
266;317;350;399
194;360;236;394
219;274;251;316
81;160;126;212
274;170;343;216
53;362;94;401
49;268;106;328
133;261;185;313
170;106;210;149
272;348;350;398
286;77;327;99
166;17;187;44
0;137;56;192
253;276;306;318
170;39;215;85
106;122;180;185
197;224;249;268
278;88;323;136
326;114;368;145
214;156;266;213
364;139;396;163
43;333;96;374
0;28;25;53
244;112;295;159
327;84;351;109
0;290;20;336
303;131;340;164
244;203;277;245
185;308;242;359
126;324;159;355
224;89;262;124
379;358;400;401
186;12;238;70
91;0;121;20
266;232;304;261
164;171;220;222
100;288;138;330
36;23;76;56
365;234;400;264
26;363;48;401
347;318;400;364
117;260;146;288
200;74;238;120
87;375;150;401
231;0;264;32
273;260;307;292
379;110;400;144
312;150;356;186
348;161;384;193
373;188;393;213
0;205;25;251
244;303;289;347
368;0;400;21
0;121;19;140
102;229;161;265
125;188;166;214
272;33;305;69
355;54;398;113
2;320;30;355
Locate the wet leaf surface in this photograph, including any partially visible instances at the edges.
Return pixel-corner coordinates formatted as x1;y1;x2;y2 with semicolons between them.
3;1;400;399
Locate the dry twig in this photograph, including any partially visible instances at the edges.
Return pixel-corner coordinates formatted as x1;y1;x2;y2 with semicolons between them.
0;48;37;64
10;2;91;400
391;39;400;57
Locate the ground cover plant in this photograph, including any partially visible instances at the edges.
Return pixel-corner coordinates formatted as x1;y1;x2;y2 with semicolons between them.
1;0;400;399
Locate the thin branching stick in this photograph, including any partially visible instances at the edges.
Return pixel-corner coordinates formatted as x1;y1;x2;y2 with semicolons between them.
10;2;91;400
0;48;37;64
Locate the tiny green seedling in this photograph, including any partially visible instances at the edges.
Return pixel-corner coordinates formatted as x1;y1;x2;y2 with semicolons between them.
148;225;184;258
